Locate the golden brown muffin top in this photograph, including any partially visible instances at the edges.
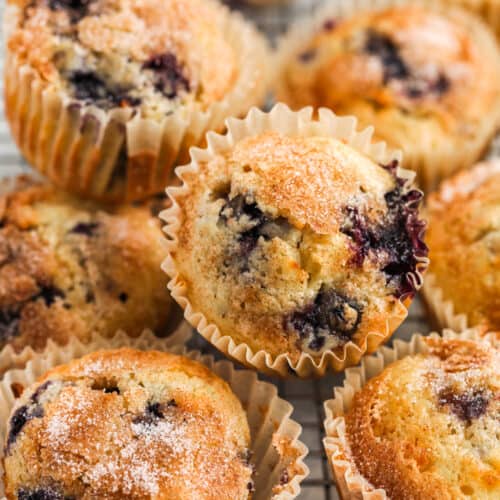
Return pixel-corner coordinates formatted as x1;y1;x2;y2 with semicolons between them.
0;177;171;352
7;0;237;113
172;131;427;361
426;161;500;330
279;5;500;128
3;348;252;499
346;338;500;499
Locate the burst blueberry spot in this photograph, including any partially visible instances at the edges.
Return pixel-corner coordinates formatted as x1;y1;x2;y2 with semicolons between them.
439;389;489;423
36;286;65;307
48;0;94;22
6;403;44;452
70;222;100;236
340;161;427;299
142;53;190;99
323;18;337;31
0;309;20;341
298;49;316;63
68;71;140;109
286;286;362;350
103;386;120;394
17;486;70;500
118;292;128;303
365;30;408;83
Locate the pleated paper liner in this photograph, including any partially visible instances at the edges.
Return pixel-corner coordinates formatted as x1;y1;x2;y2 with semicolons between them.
161;103;428;377
275;0;500;192
322;327;489;500
3;0;270;202
421;160;500;336
0;338;309;499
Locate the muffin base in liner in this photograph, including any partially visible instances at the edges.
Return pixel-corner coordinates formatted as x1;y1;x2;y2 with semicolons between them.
3;1;270;202
275;0;500;192
421;159;500;336
0;332;309;499
161;103;428;378
0;313;192;379
322;327;488;500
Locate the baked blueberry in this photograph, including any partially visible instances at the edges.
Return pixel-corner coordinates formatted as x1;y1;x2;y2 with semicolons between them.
278;4;500;190
164;122;427;371
3;349;253;499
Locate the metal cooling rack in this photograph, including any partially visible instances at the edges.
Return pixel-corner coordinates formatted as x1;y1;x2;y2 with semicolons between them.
0;0;438;498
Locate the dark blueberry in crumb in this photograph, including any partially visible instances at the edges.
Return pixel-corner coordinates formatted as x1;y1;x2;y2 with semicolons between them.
48;0;94;22
430;73;450;95
238;449;252;465
133;401;168;426
18;486;68;500
35;286;65;307
298;49;316;63
219;194;291;264
439;389;489;423
279;469;290;485
6;403;44;452
31;381;53;405
167;399;177;407
286;286;362;350
323;18;337;31
340;161;427;299
70;221;99;236
142;53;190;99
0;309;20;341
246;481;255;492
118;292;128;303
68;71;140;109
103;386;120;394
85;289;95;304
364;30;408;83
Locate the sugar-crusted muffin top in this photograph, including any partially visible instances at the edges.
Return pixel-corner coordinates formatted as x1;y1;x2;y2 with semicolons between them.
279;5;500;128
7;0;237;118
426;161;500;330
172;132;427;361
3;348;253;499
345;338;500;499
0;178;171;352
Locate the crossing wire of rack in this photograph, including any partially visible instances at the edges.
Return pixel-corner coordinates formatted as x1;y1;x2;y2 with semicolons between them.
1;0;493;498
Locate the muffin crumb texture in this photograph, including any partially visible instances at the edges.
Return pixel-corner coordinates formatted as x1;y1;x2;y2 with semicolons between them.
173;131;427;361
0;179;171;352
426;161;500;331
346;338;500;499
3;349;253;499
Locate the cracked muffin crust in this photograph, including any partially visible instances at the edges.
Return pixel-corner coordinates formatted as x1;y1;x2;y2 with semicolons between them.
277;4;500;190
424;160;500;332
0;177;171;353
343;337;500;499
166;130;427;365
3;348;253;499
4;0;269;201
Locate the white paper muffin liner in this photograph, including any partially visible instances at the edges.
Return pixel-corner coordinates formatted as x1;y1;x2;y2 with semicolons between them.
0;316;192;379
421;159;500;337
322;327;489;499
0;334;309;499
161;103;429;377
3;0;270;202
275;0;500;192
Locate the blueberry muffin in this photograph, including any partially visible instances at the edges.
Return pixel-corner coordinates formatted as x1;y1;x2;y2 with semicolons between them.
3;348;253;499
165;126;428;373
4;0;269;201
423;160;500;331
277;4;500;190
0;177;172;353
342;337;500;499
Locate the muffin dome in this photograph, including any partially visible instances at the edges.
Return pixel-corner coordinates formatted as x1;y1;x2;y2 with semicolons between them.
425;160;500;331
0;178;171;352
3;348;253;499
345;337;500;498
277;4;500;190
165;121;427;367
4;0;269;200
